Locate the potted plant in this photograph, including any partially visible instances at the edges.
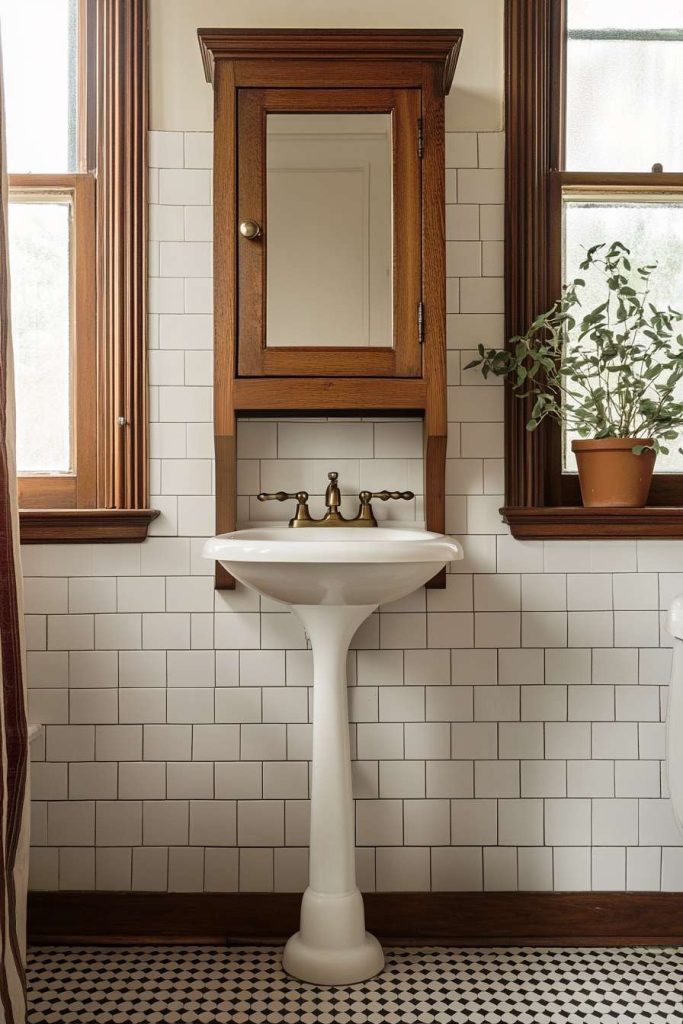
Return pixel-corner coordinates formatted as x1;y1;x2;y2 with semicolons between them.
466;241;683;507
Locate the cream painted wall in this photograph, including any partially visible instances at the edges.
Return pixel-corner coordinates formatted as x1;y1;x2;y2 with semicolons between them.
149;0;504;133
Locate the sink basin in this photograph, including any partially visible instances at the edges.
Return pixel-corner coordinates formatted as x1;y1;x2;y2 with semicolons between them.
203;524;462;985
203;526;462;606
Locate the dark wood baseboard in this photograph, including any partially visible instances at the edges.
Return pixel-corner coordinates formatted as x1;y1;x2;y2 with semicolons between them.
28;892;683;947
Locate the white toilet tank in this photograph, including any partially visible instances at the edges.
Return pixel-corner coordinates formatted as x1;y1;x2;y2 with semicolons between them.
666;596;683;834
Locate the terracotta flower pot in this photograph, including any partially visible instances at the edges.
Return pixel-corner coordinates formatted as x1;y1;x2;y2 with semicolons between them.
572;438;656;508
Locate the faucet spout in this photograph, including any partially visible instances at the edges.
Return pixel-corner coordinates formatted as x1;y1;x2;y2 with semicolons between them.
324;472;342;512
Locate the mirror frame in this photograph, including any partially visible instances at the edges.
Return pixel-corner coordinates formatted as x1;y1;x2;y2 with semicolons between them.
238;88;421;376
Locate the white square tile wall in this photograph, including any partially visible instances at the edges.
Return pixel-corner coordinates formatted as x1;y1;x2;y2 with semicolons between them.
23;126;682;895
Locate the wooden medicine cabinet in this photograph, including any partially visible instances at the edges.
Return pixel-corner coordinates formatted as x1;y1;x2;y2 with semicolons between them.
198;29;463;587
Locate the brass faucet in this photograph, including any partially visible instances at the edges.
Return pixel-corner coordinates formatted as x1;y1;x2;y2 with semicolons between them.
257;471;414;527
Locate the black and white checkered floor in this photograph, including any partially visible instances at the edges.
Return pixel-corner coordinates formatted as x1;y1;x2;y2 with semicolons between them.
28;944;683;1024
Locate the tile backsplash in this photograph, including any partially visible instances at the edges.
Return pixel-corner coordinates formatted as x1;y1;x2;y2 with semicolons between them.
23;123;683;897
236;418;425;525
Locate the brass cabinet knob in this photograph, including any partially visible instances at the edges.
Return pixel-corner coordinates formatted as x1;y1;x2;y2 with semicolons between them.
240;219;262;239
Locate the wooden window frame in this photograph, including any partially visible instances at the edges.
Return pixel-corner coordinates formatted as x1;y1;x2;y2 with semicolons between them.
9;0;157;542
503;0;683;539
10;175;97;510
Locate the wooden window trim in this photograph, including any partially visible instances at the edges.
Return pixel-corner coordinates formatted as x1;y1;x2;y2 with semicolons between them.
13;0;155;543
503;0;683;539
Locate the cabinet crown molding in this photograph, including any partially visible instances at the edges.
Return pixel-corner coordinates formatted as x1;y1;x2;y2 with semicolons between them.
197;28;463;94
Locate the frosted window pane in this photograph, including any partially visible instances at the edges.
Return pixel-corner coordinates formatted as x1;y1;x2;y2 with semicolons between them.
562;200;683;473
568;1;683;31
0;0;78;172
566;38;683;171
9;201;72;474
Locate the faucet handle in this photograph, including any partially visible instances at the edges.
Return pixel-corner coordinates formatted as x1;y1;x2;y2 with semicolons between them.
360;489;415;503
257;490;312;527
257;490;309;503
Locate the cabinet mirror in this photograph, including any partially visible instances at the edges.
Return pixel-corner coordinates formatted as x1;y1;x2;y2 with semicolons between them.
264;112;392;350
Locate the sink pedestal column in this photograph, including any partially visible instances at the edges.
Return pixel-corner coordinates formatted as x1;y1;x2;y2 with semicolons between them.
283;603;384;985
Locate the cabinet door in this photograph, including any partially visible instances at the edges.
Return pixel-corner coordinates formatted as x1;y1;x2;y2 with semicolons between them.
236;87;422;377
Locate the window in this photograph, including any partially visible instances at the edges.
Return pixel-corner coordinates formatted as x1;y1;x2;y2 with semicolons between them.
503;0;683;538
565;0;683;172
9;184;96;508
561;193;683;476
0;0;155;539
3;0;96;509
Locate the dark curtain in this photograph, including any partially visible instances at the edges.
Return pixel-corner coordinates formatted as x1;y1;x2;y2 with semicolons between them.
0;22;30;1024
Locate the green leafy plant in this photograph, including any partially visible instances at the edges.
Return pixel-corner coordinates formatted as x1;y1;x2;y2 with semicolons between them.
465;241;683;455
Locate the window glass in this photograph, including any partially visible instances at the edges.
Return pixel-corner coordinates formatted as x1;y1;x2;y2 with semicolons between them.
565;0;683;171
568;0;683;31
9;200;73;474
0;0;78;172
562;197;683;472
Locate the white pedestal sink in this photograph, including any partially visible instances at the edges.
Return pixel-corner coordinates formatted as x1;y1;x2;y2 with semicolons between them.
204;526;463;985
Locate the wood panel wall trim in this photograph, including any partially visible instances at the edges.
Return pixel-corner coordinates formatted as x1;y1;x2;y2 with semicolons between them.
504;0;559;513
19;508;159;543
28;891;683;946
198;29;463;93
421;62;448;590
212;59;238;592
96;0;149;512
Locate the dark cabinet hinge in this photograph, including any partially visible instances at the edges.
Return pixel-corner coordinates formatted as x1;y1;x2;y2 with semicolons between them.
417;300;425;344
417;117;424;159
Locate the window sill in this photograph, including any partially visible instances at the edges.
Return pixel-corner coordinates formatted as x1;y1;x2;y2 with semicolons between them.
502;506;683;540
19;508;160;543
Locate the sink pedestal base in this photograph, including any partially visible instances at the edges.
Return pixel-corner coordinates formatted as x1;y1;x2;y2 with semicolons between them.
283;888;384;985
285;603;384;985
